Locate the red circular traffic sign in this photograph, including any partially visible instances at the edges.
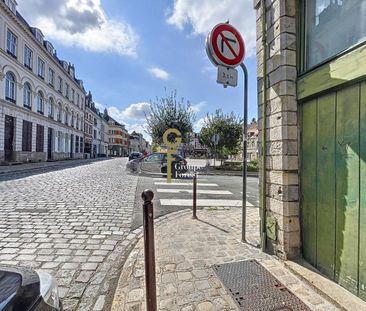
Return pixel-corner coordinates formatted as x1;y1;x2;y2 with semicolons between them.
207;23;245;67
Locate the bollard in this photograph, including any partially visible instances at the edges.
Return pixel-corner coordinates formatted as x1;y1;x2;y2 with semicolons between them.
141;190;157;311
192;172;198;219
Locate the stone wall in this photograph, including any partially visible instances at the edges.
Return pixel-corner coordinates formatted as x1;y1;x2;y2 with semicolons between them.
255;0;300;259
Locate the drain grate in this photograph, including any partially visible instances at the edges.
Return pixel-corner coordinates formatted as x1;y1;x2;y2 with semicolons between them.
213;260;311;311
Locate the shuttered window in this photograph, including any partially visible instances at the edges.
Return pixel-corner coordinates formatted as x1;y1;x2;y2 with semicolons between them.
36;124;44;152
22;120;32;152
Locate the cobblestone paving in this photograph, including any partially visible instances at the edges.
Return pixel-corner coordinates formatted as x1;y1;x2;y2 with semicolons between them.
0;158;139;310
112;207;339;311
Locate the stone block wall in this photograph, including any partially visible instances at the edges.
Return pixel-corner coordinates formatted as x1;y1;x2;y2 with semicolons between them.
255;0;300;259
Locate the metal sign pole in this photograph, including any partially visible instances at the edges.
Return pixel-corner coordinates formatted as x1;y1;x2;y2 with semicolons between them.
240;63;248;243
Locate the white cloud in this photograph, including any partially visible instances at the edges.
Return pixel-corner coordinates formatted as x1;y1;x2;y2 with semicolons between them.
148;67;170;80
190;101;206;113
167;0;256;57
105;103;152;142
194;117;208;132
17;0;139;57
123;102;151;119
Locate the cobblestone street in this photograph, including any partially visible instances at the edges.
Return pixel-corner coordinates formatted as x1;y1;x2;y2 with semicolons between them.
0;158;139;310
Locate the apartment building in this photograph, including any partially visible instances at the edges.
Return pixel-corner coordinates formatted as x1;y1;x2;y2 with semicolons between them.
0;0;85;163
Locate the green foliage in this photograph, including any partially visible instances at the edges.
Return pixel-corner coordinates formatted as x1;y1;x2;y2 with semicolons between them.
247;160;259;172
200;109;243;156
146;89;196;144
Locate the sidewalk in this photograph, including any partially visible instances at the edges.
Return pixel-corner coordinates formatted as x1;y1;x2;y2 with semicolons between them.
0;157;109;175
111;207;340;311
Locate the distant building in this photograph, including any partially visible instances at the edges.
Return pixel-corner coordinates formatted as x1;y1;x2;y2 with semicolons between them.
247;119;258;161
189;133;208;157
0;1;85;163
105;114;129;157
129;131;148;154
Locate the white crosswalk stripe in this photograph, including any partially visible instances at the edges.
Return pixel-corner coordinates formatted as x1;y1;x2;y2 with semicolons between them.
160;199;253;207
154;182;218;187
156;189;232;195
155;178;250;208
153;177;209;181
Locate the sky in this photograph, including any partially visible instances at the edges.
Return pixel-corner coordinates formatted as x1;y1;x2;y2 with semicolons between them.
17;0;257;142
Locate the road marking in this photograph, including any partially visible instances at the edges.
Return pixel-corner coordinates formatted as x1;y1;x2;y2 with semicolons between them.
156;189;232;195
153;177;208;181
154;182;218;187
160;199;253;207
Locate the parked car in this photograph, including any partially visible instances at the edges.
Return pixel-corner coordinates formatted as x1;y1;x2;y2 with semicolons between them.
128;152;143;161
0;265;62;310
126;152;188;177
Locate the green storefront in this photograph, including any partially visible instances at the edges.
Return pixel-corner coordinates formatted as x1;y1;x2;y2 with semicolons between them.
255;0;366;302
300;0;366;300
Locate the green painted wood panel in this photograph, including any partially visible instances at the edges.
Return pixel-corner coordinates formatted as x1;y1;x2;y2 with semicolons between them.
301;99;317;265
298;44;366;100
359;82;366;300
316;93;336;279
335;84;360;295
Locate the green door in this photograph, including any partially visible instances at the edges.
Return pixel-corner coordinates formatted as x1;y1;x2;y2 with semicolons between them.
301;82;366;300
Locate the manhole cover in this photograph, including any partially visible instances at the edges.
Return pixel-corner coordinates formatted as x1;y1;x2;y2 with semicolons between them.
213;260;311;311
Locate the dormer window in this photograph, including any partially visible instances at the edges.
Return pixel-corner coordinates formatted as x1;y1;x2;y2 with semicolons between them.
35;29;44;43
45;41;54;54
61;61;68;71
5;0;17;14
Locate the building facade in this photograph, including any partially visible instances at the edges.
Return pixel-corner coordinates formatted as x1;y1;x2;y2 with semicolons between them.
255;0;366;301
129;131;148;154
105;113;129;157
247;119;258;161
0;1;85;164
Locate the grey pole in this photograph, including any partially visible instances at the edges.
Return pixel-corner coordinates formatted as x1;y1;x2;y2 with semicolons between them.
240;63;248;243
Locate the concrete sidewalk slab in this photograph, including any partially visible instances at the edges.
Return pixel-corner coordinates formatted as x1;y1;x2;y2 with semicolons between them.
111;207;339;311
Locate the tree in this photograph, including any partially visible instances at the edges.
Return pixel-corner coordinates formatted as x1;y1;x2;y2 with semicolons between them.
146;89;196;145
200;109;242;157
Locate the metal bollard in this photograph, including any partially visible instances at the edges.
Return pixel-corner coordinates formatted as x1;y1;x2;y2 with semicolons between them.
141;190;157;311
192;172;198;219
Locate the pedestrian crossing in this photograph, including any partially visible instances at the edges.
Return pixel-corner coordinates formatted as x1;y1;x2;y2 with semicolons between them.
153;177;254;208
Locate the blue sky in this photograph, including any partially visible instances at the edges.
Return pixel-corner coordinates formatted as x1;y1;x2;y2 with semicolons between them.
17;0;257;142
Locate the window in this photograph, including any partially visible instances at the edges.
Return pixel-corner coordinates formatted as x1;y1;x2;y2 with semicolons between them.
65;83;69;99
6;29;17;57
94;130;97;139
48;68;54;86
76;114;80;130
304;0;366;70
37;91;44;114
58;76;63;93
23;82;32;108
57;103;62;121
24;45;32;69
36;124;44;152
77;93;80;107
65;107;69;125
72;89;75;102
71;112;74;127
22;120;32;152
37;58;45;78
80;137;83;153
48;97;54;118
57;131;62;152
75;136;79;153
5;72;16;103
